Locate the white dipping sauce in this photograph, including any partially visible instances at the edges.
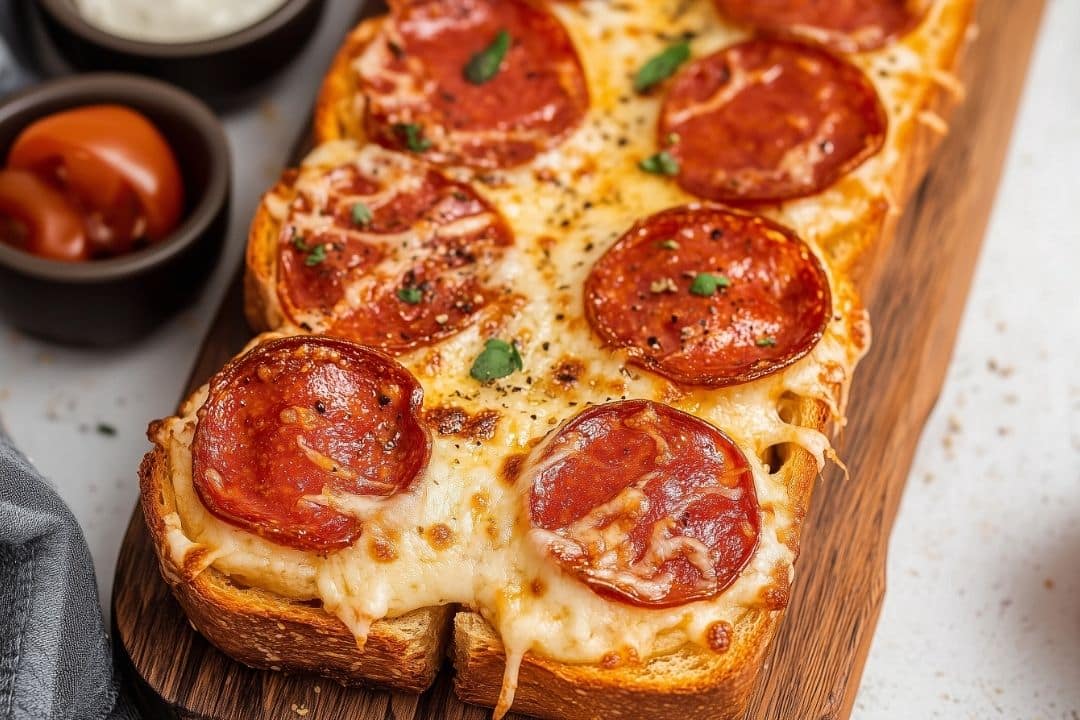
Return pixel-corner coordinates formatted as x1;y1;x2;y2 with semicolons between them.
73;0;290;43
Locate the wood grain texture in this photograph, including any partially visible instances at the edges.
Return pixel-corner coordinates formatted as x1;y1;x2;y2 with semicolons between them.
111;1;1046;717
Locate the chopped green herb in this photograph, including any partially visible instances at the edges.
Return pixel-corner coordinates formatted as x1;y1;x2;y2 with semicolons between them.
464;29;511;85
96;422;117;437
689;272;731;296
292;233;309;252
470;338;523;382
304;244;327;267
658;239;679;250
756;336;778;348
394;123;432;153
397;286;423;304
351;202;372;226
633;40;691;93
639;150;680;176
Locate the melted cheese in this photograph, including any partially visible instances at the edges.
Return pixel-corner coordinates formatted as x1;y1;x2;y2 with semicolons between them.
157;0;968;711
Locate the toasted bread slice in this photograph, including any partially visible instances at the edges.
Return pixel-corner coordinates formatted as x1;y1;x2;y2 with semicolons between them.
309;2;974;277
452;397;826;720
139;395;453;693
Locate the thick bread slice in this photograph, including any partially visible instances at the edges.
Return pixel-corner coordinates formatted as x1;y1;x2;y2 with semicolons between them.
309;2;975;278
452;398;827;720
139;421;453;693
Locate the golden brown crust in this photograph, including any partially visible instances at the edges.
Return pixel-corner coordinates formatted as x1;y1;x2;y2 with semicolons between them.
243;178;290;335
453;611;774;720
139;427;452;693
312;18;383;146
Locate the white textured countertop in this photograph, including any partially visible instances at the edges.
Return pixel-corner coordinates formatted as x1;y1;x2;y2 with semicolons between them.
0;1;1076;717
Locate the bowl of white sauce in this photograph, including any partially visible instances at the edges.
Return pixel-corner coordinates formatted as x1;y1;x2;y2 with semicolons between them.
29;0;326;104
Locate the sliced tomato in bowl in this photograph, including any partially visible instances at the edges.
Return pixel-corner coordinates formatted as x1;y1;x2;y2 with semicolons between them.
0;169;89;262
7;104;184;255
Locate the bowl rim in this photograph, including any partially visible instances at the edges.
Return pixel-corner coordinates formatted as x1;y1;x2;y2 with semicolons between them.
0;72;231;284
35;0;319;59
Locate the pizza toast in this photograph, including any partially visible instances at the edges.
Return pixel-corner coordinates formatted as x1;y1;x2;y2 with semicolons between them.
451;394;827;720
139;339;453;692
141;1;975;718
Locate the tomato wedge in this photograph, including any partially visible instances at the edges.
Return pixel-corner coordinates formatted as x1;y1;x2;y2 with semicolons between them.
0;169;88;261
7;105;184;252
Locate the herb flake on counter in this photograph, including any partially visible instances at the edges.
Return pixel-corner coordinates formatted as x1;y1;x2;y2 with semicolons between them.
464;29;511;85
634;40;691;93
96;422;117;437
470;339;523;382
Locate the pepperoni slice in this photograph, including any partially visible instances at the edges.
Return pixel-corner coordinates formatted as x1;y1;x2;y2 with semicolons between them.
659;39;887;204
357;0;589;168
525;400;759;607
277;145;513;352
191;336;430;552
713;0;928;53
584;205;830;387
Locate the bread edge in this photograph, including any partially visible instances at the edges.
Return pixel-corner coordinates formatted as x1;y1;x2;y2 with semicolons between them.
312;17;383;147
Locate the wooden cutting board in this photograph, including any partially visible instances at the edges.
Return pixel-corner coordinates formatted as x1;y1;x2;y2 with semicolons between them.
112;1;1046;717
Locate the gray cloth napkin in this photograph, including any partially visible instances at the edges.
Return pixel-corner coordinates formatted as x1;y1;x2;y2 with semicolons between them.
0;428;139;720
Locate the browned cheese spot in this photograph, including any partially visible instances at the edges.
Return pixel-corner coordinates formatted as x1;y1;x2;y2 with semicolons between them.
425;406;501;441
707;620;734;654
425;522;455;550
760;565;792;610
368;529;400;563
500;453;525;486
552;357;585;388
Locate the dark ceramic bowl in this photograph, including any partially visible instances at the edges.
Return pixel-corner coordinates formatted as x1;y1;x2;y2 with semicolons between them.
0;73;230;346
28;0;325;105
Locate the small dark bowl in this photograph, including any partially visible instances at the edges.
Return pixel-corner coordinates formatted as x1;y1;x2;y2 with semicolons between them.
28;0;325;105
0;73;230;346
